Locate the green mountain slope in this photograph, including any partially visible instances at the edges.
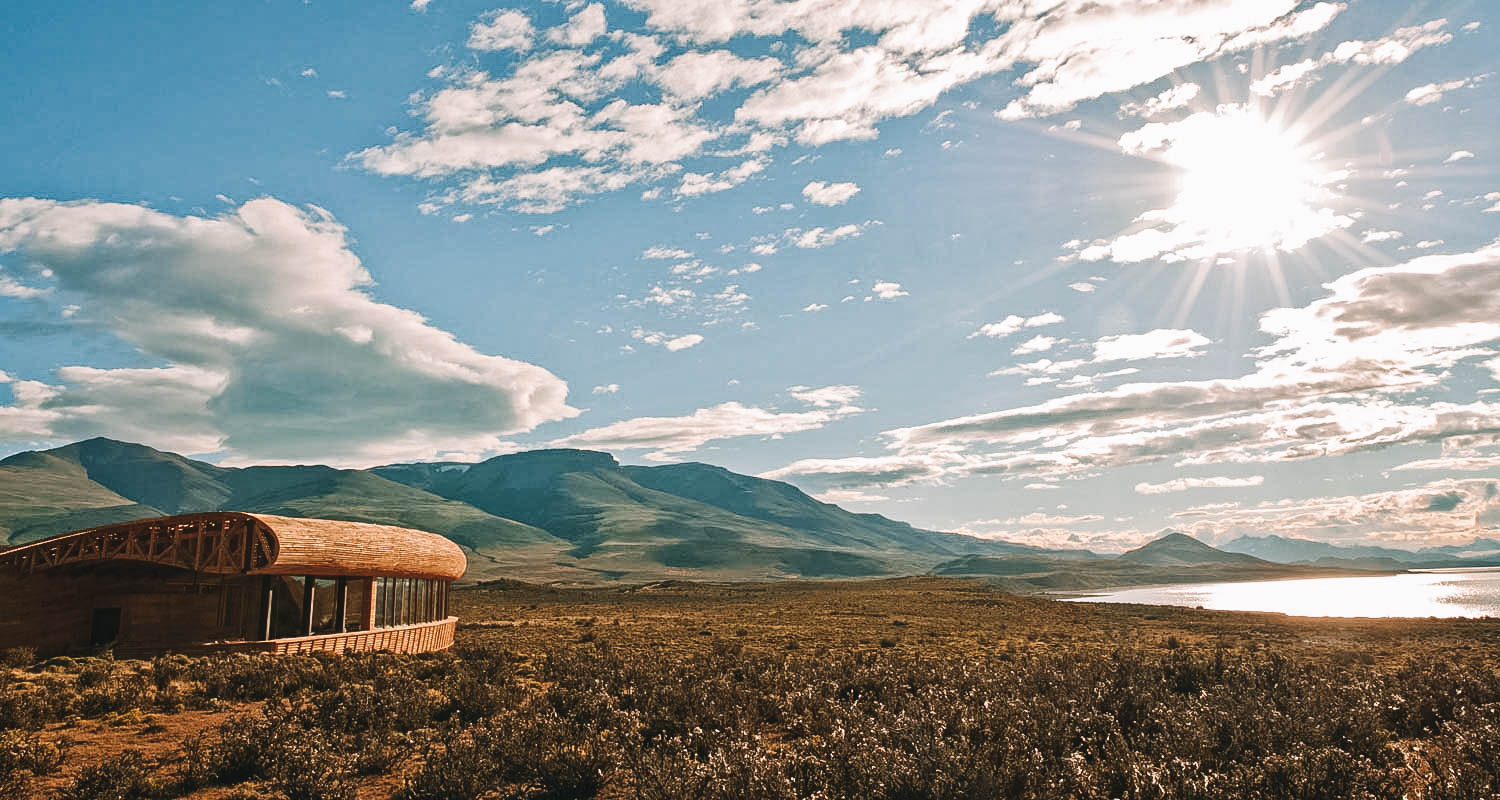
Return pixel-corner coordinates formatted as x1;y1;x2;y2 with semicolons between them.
376;449;907;578
0;451;161;543
0;440;567;575
621;462;1047;558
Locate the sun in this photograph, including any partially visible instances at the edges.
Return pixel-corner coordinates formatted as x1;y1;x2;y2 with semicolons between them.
1154;107;1343;257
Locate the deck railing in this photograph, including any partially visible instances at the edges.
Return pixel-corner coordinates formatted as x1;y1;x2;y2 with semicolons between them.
115;616;457;658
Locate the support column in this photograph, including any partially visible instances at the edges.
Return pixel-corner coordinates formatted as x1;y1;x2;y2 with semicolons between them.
300;577;315;636
259;576;274;641
360;578;376;631
334;577;348;634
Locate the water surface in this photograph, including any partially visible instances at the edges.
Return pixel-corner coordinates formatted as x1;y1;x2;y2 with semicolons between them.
1067;568;1500;618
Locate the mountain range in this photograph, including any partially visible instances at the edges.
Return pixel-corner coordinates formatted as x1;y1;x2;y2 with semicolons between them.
2;438;1493;587
1221;534;1500;570
0;438;1054;583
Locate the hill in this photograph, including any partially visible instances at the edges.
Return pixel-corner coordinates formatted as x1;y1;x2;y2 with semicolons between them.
373;449;1042;579
930;532;1355;590
0;439;1406;587
1223;534;1500;569
1119;532;1265;567
0;438;1044;583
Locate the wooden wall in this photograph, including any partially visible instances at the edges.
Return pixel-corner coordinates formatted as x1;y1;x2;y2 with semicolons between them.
0;564;260;657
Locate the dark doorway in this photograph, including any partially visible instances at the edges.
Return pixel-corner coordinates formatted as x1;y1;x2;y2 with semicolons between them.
89;608;122;646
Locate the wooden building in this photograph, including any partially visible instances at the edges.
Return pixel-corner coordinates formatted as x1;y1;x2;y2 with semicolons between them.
0;512;466;657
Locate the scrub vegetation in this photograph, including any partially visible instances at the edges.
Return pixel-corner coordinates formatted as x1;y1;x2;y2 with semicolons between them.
4;577;1500;799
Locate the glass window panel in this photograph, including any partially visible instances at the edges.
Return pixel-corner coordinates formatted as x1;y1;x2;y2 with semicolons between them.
268;576;305;639
310;578;339;634
344;578;369;631
394;578;407;626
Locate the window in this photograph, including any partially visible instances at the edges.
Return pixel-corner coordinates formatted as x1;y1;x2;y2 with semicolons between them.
345;578;369;632
310;578;340;634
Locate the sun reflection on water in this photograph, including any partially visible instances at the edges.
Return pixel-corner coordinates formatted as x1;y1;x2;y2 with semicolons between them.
1070;570;1500;618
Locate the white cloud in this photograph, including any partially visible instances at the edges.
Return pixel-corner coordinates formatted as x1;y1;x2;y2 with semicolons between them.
551;397;861;457
788;384;861;409
1445;150;1476;164
1405;76;1482;106
870;280;907;299
631;327;705;351
591;383;620;395
791;223;869;249
801;181;861;206
813;489;889;504
1092;329;1210;362
1361;229;1403;243
547;3;607;47
802;303;827;312
1119;82;1201;118
359;0;1355;213
643;246;693;259
677;158;766;197
410;0;432;11
655;51;781;100
0;197;576;464
996;1;1347;119
1246;18;1455;100
1168;478;1500;548
1068;282;1096;293
468;9;534;52
1011;335;1057;356
773;243;1500;492
1135;475;1265;494
969;311;1063;339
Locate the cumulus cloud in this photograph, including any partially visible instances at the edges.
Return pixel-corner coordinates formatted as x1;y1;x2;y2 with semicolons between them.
1168;478;1500;547
550;388;863;458
1134;475;1265;494
870;280;908;300
0;197;576;464
357;0;1352;213
1405;75;1484;106
766;242;1500;494
631;327;704;351
801;180;861;206
1361;229;1403;244
788;384;861;409
1092;329;1210;362
468;9;534;52
677;158;765;197
642;246;693;260
591;383;620;395
1445;150;1476;163
1011;335;1057;356
969;311;1063;339
547;3;607;47
1118;82;1201;118
1245;18;1454;99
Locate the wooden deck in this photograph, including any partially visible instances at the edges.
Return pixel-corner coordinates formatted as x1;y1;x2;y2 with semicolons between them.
116;617;458;658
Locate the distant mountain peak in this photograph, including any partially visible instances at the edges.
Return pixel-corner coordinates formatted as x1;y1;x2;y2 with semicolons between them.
1120;531;1260;566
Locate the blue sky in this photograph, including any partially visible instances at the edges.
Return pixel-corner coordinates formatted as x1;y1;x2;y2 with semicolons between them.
1;0;1498;551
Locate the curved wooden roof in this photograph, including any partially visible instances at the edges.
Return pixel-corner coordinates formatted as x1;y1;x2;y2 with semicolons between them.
0;512;466;581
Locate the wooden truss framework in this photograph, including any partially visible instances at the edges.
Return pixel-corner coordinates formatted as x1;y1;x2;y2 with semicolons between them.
0;515;276;576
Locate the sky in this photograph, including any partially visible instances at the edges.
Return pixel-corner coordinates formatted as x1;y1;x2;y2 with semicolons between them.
0;0;1498;552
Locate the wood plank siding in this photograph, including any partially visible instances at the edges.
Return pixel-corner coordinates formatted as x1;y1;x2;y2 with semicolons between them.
0;513;466;657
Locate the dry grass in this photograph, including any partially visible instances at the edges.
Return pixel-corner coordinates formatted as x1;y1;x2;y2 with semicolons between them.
3;577;1499;799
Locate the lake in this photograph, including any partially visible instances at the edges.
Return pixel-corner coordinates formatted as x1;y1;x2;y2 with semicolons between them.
1066;568;1500;618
